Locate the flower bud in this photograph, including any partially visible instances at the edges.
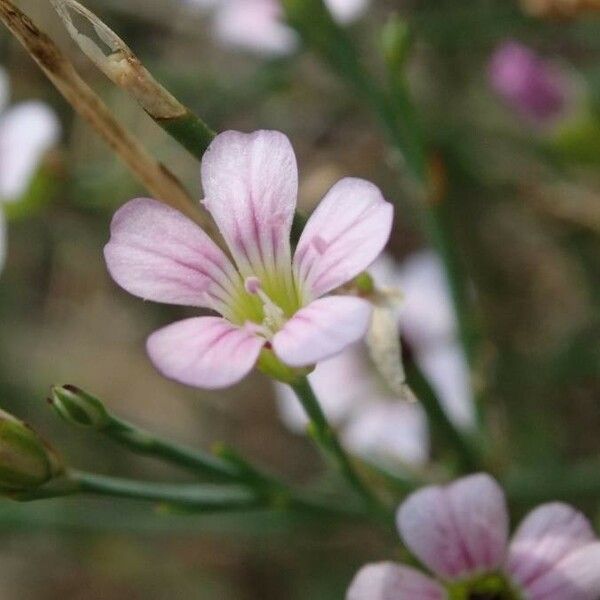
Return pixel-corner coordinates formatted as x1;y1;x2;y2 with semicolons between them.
0;408;63;492
488;41;572;125
49;385;109;429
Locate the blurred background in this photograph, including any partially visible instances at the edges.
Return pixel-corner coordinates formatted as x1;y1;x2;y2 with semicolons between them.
0;0;599;597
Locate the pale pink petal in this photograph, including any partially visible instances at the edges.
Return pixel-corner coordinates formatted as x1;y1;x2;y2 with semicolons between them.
214;0;298;55
415;343;475;430
0;207;6;273
397;250;457;349
326;0;369;23
0;101;60;201
343;402;429;467
523;542;600;600
346;562;446;600
506;503;596;594
272;296;372;367
201;130;298;289
294;178;393;300
397;474;509;581
147;316;265;389
274;343;374;431
104;198;241;314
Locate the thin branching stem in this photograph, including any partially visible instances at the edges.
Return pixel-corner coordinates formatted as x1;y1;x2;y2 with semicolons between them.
289;377;391;520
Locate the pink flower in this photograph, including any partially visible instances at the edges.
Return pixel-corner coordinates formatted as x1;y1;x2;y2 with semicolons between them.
104;130;393;389
347;473;600;599
200;0;369;56
0;67;60;272
489;41;573;125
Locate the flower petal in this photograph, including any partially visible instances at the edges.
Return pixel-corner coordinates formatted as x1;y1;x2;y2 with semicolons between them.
346;562;446;600
415;343;475;430
397;250;457;349
294;178;393;300
524;542;600;600
0;101;60;201
397;473;509;581
201;130;297;285
147;317;265;389
104;198;241;314
343;402;429;468
326;0;369;23
272;296;372;367
506;503;596;594
214;0;298;56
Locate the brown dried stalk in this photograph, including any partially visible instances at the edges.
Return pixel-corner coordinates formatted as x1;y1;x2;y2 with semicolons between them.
50;0;215;159
0;0;213;230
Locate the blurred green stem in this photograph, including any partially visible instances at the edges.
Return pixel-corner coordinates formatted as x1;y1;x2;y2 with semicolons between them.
283;0;485;438
102;415;241;481
423;195;484;431
406;362;481;472
19;471;261;511
282;0;426;183
17;470;367;520
289;377;387;516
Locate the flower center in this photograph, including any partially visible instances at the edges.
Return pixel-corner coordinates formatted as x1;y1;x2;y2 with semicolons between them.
448;574;522;600
244;276;287;338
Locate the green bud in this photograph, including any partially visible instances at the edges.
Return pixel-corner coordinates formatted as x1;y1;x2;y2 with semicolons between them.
49;385;109;429
381;15;412;72
0;408;63;492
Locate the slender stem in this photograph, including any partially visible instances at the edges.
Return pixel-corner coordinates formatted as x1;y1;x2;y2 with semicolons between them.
70;471;262;511
405;363;481;472
102;415;240;481
289;377;385;514
16;469;367;522
282;0;427;183
282;0;487;437
155;112;215;161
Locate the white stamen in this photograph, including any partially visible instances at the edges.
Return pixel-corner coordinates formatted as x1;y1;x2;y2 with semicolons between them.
244;276;286;337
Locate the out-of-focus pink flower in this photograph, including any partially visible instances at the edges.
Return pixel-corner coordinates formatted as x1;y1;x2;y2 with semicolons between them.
104;129;393;389
188;0;369;56
384;250;475;429
348;473;600;599
275;341;429;467
0;67;60;273
489;41;572;125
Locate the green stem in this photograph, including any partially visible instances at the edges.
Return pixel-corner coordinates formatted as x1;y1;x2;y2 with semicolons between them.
289;377;385;514
70;471;261;511
17;470;367;521
155;110;215;161
282;0;487;436
102;415;241;481
281;0;427;183
406;363;481;472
